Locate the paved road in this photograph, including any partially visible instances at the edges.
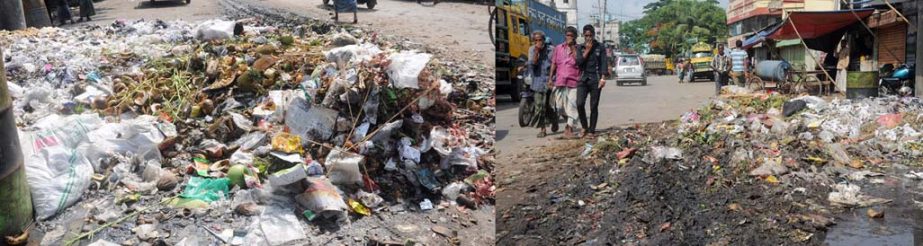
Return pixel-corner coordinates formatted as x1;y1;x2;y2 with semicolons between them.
66;0;491;69
495;75;717;159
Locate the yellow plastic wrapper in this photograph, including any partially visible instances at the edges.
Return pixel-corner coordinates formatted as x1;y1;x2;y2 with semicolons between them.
272;132;304;154
348;198;371;216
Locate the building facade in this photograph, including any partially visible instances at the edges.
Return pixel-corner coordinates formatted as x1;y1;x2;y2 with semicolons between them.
726;0;837;47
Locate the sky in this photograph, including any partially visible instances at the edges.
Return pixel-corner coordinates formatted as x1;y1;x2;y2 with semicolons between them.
577;0;730;26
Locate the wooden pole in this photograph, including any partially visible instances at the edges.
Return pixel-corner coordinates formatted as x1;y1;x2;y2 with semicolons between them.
787;14;836;95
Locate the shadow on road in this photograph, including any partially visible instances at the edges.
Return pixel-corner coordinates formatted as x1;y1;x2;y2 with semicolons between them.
496;130;508;141
496;101;518;111
135;1;189;9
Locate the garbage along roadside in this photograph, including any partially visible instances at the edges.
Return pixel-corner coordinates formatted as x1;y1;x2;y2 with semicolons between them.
2;16;495;245
498;86;923;245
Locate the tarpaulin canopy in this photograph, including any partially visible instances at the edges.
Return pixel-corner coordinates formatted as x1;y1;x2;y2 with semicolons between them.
742;9;875;53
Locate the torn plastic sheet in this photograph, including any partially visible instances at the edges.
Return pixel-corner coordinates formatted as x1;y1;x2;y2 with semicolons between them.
296;177;348;222
285;97;337;143
259;203;307;245
387;51;432;89
324;43;383;67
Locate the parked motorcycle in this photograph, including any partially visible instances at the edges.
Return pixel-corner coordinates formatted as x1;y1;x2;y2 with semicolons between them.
879;63;915;97
516;59;559;133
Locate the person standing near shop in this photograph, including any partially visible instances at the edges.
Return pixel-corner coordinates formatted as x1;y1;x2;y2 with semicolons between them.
835;39;850;92
729;40;749;87
526;31;555;138
549;26;581;139
575;25;608;138
711;44;730;95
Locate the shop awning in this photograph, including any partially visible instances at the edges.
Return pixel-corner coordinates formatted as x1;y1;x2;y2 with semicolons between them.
742;9;875;53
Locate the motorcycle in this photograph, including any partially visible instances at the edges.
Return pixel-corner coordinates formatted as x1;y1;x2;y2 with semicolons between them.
879;63;915;97
516;59;559;133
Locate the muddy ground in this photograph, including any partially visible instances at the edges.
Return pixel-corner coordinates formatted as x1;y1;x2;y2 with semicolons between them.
497;119;923;246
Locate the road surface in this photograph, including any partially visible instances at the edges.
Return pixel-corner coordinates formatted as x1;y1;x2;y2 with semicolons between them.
66;0;492;70
495;75;717;159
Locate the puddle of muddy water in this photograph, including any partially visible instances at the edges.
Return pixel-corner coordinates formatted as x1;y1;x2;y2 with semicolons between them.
824;172;923;246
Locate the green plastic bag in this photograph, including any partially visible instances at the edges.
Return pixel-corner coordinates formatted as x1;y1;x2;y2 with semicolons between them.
180;177;230;203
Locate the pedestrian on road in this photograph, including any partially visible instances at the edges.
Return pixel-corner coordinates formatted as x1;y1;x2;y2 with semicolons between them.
835;39;850;92
526;31;555;138
55;0;74;26
711;43;730;95
677;58;685;83
729;40;749;87
575;25;608;139
333;0;359;24
77;0;95;22
549;26;581;139
77;0;96;21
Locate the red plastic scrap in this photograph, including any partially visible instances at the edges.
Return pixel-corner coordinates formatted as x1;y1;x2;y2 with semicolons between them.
616;148;637;160
877;113;902;128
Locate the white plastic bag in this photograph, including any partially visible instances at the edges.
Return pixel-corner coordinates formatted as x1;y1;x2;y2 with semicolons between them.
259;204;307;245
324;148;364;186
20;114;103;220
387;51;432;89
194;20;239;41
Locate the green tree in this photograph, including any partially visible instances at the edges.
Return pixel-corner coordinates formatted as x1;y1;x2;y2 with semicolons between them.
620;0;726;57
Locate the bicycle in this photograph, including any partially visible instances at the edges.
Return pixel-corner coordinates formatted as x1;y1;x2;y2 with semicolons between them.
743;65;806;94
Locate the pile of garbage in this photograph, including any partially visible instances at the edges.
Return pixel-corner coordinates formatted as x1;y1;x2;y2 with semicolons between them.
499;86;923;244
2;17;494;245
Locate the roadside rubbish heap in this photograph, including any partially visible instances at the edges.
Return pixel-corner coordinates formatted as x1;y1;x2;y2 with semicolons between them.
500;85;923;245
2;18;494;245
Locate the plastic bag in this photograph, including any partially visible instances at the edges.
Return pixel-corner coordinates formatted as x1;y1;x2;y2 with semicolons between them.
20;114;104;220
295;177;348;222
387;51;432;89
285;98;337;143
260;204;307;245
325;148;364;186
194;20;241;41
179;177;230;203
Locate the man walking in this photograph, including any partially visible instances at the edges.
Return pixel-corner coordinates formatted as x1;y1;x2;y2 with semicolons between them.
549;26;581;139
525;31;556;138
711;43;730;95
575;25;608;138
729;40;749;87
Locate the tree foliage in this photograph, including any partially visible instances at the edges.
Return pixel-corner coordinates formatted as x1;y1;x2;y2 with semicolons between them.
620;0;727;57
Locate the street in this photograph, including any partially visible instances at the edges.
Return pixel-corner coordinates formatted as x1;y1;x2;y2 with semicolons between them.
495;75;716;159
73;0;492;69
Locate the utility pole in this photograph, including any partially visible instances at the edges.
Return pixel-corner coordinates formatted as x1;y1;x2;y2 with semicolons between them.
602;0;607;45
0;48;34;242
0;0;27;30
916;1;923;97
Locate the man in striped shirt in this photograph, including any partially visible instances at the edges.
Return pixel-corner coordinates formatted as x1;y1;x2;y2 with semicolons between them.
729;40;749;87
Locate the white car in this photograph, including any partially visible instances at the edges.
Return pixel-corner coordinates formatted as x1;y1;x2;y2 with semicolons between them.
613;54;647;86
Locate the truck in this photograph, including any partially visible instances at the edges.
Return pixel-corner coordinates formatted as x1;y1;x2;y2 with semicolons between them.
640;54;667;75
490;0;566;101
688;42;714;81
